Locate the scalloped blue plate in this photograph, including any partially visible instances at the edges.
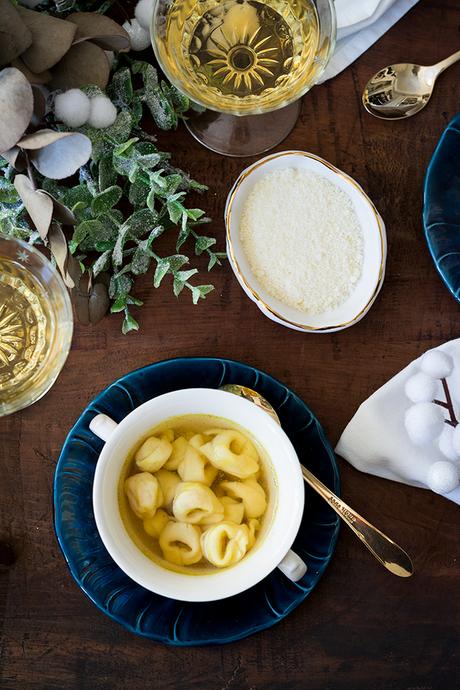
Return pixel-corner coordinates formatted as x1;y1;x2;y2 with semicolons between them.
54;358;340;646
424;111;460;300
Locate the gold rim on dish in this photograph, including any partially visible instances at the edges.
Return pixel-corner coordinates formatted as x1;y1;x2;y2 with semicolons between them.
225;150;387;332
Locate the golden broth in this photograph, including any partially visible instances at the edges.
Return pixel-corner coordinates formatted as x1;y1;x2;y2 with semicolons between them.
118;414;277;575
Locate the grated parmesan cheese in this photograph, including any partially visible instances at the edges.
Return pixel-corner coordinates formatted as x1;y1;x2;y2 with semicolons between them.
239;168;364;315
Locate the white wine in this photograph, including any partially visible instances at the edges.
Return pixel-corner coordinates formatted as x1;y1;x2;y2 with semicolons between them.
154;0;321;114
0;256;53;408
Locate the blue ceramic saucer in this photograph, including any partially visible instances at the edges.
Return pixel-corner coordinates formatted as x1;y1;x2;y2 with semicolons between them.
424;111;460;300
54;358;340;646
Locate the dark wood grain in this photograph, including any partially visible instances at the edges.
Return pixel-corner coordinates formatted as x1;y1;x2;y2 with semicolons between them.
1;1;460;688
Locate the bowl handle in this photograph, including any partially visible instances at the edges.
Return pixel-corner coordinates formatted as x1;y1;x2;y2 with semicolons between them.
89;413;118;443
277;549;307;581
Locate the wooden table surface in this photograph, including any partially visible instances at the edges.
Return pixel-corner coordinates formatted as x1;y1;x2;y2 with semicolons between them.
1;1;460;688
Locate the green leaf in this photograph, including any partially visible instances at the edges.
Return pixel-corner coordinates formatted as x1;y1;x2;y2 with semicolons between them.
129;178;149;208
187;208;206;221
92;249;112;277
131;245;151;276
121;208;159;238
191;284;214;305
176;223;191;251
98;155;118;191
132;60;159;89
167;199;184;224
0;178;19;203
70;220;103;254
122;311;139;335
127;295;143;306
153;258;170;288
114;138;138;157
112;225;130;267
91;186;122;215
195;235;216;255
110;294;127;313
107;67;133;108
109;272;133;299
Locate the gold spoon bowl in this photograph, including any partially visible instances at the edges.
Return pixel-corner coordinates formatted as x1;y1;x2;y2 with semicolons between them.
363;50;460;120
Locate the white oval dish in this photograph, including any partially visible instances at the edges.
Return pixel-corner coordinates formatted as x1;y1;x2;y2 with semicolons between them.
91;388;305;602
225;151;387;333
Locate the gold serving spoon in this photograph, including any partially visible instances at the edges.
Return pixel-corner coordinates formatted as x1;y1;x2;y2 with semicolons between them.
221;384;414;578
362;50;460;120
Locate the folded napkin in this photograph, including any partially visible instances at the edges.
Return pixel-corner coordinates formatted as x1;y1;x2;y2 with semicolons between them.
319;0;420;82
336;340;460;504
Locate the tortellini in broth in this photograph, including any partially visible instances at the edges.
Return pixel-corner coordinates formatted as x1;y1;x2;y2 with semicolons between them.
120;415;270;573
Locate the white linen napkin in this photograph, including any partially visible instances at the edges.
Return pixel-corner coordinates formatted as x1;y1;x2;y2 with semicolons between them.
336;340;460;505
319;0;420;82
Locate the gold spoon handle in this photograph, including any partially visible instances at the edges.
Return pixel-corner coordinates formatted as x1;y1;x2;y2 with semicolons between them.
301;465;413;577
434;49;460;75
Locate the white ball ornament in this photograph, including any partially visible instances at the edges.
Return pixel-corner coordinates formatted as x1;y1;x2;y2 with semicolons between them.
87;95;117;129
54;89;91;128
404;372;437;403
420;350;454;379
451;424;460;457
123;18;151;51
426;461;460;495
438;425;460;462
135;0;154;30
404;402;445;446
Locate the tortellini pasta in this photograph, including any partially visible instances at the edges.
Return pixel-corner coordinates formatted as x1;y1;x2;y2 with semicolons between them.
177;444;218;486
122;418;269;572
125;472;163;519
173;482;224;524
159;521;202;566
201;522;250;567
200;430;259;478
135;435;172;472
218;478;267;518
155;469;181;509
220;496;244;524
143;508;170;538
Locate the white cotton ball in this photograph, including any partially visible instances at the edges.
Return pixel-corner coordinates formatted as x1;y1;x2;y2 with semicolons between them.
420;350;454;379
426;461;460;495
54;89;91;128
404;402;445;446
122;18;151;51
438;425;460;462
404;372;437;403
87;95;117;129
134;0;154;30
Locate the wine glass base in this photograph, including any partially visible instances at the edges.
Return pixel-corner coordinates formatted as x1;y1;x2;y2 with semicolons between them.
184;100;302;157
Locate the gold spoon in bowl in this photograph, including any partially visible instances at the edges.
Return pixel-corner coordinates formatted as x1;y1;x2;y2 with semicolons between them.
221;384;414;578
362;50;460;120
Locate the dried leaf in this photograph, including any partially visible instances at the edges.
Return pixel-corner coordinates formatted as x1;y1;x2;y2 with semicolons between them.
48;221;75;288
67;13;130;52
18;129;72;150
31;85;47;125
30;132;92;180
1;146;27;172
0;68;34;153
13;174;53;240
18;7;77;72
0;0;32;68
89;281;110;324
41;191;76;225
11;58;51;85
49;42;110;90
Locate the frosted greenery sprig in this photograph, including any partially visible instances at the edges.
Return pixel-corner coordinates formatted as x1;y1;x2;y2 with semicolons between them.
0;59;225;333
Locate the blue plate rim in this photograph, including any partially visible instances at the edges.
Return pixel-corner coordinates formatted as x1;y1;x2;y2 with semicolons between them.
423;116;460;302
53;356;341;645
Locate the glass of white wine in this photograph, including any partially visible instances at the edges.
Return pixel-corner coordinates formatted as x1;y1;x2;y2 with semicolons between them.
0;235;73;417
151;0;336;156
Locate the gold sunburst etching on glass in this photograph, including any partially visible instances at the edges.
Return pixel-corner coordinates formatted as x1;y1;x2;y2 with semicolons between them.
188;2;295;98
0;304;23;368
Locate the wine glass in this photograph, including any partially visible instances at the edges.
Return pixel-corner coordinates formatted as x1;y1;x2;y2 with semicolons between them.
151;0;336;157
